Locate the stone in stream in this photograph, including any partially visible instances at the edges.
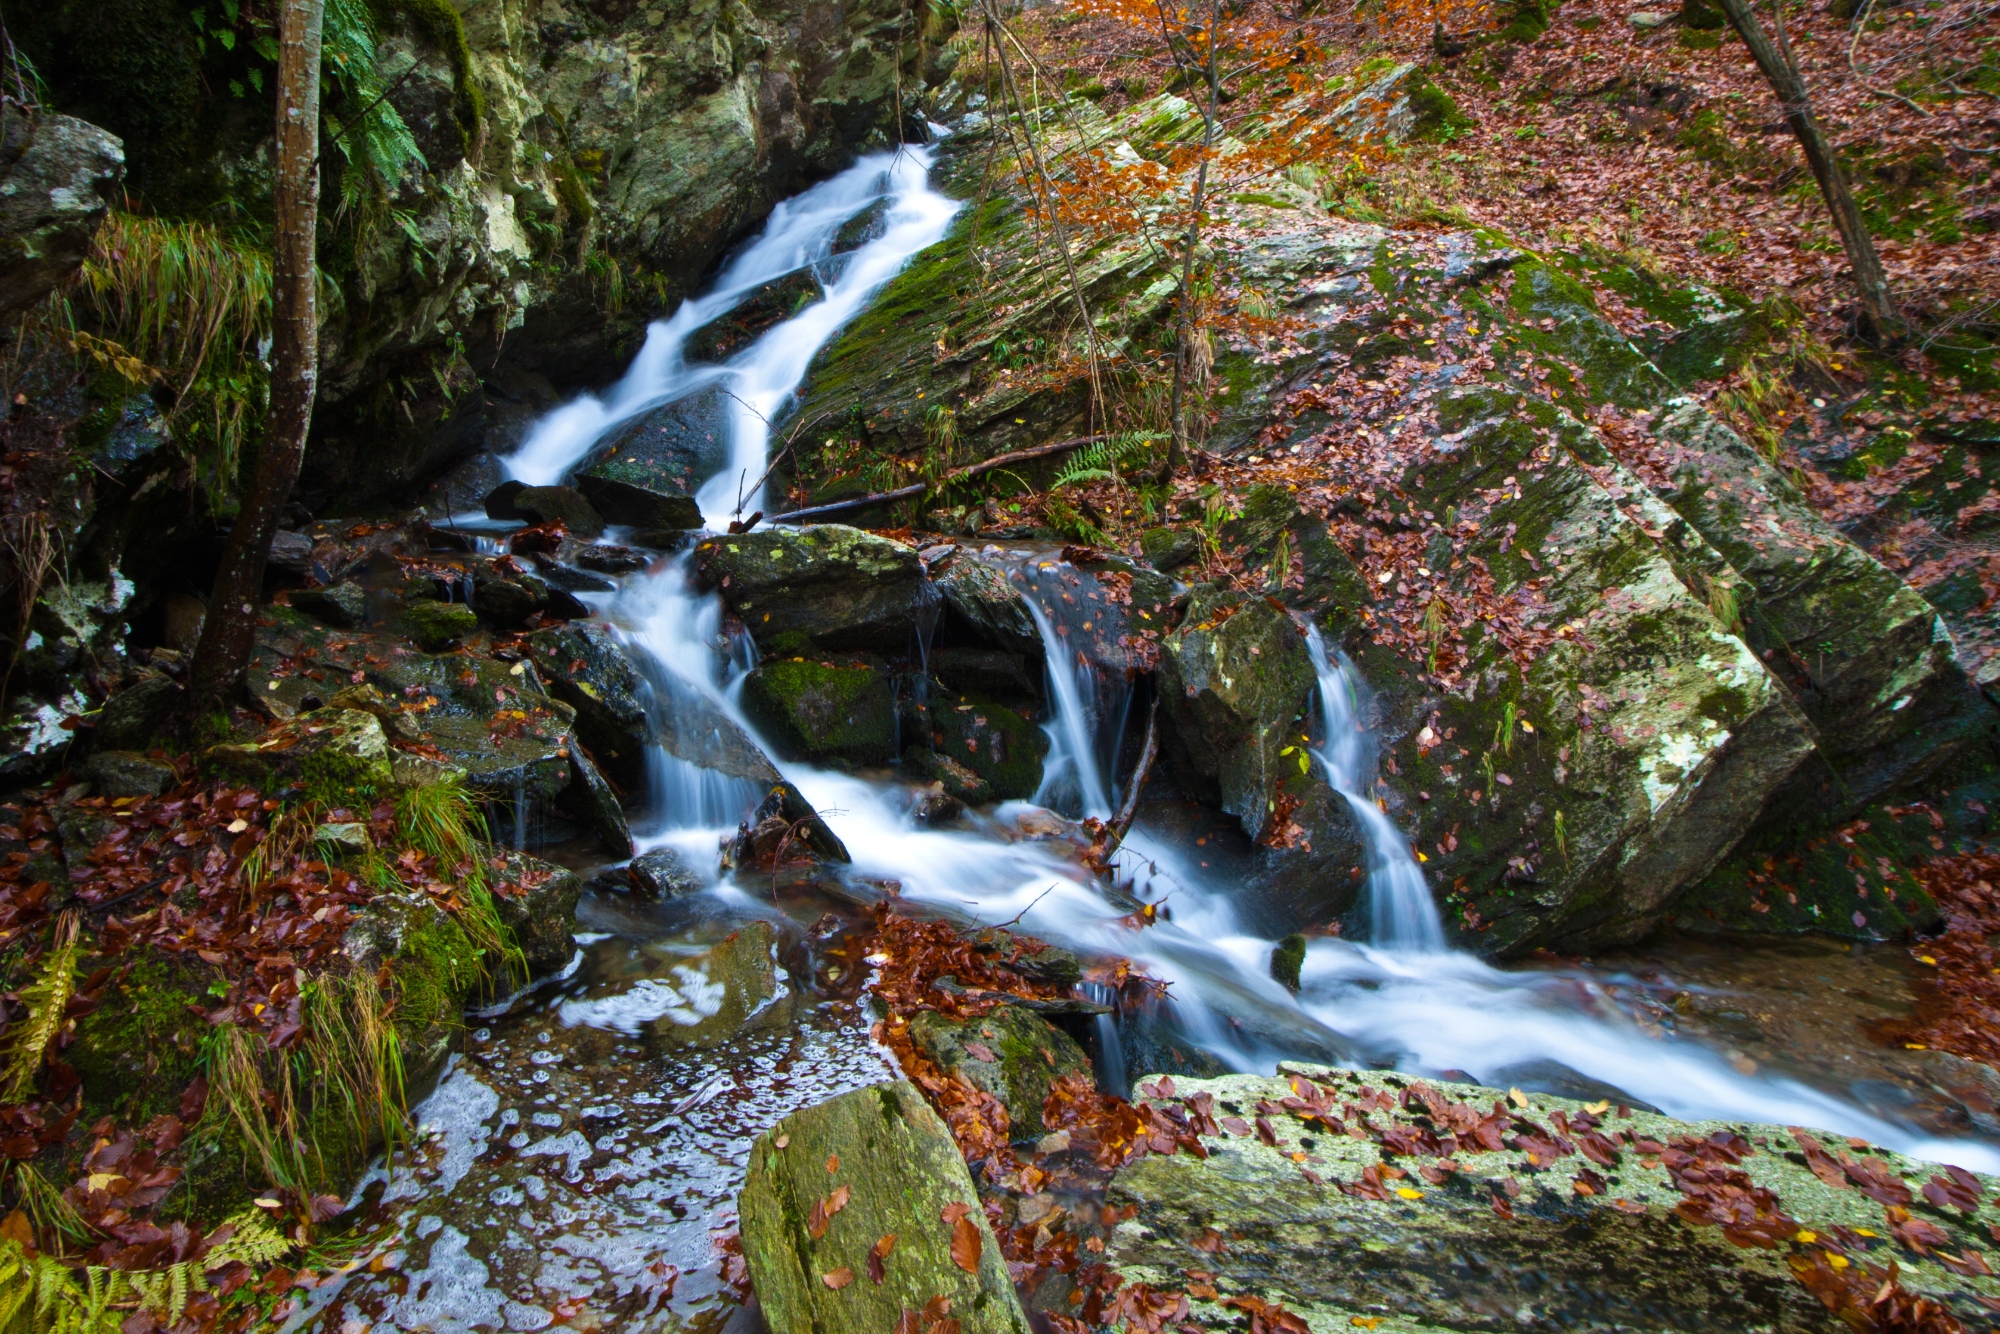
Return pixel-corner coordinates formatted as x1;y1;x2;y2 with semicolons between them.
513;485;607;539
627;846;705;898
526;623;651;788
909;690;1049;802
584;390;726;500
473;578;543;629
401;599;480;651
931;549;1041;657
907;1006;1092;1139
905;747;992;804
558;743;633;858
692;524;926;654
292;580;370;629
1138;524;1202;573
739;659;898;767
370;654;580;813
487;851;585;974
740;1080;1031;1334
1156;588;1319;842
1107;1067;2000;1331
560;919;796;1048
572;473;703;530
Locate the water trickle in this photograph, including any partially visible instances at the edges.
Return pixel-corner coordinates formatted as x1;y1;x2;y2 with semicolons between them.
1011;558;1132;821
1305;626;1445;952
504;147;959;529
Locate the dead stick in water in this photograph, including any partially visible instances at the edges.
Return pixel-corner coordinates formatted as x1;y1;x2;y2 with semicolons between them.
1090;698;1160;869
762;434;1112;526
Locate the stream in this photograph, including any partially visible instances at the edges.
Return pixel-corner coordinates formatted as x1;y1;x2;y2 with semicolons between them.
298;145;2000;1333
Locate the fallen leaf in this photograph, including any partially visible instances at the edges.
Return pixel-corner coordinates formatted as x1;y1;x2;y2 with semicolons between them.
774;1134;790;1149
963;1041;999;1063
821;1267;854;1290
950;1214;982;1273
826;1153;840;1174
869;1232;898;1283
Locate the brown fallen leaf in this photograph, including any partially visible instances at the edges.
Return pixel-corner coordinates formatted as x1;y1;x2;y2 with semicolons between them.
869;1232;898;1283
940;1201;972;1225
950;1213;983;1273
821;1267;855;1290
826;1153;840;1174
963;1041;999;1063
807;1184;852;1240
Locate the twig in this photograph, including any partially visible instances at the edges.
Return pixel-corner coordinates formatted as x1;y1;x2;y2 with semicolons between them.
991;883;1061;928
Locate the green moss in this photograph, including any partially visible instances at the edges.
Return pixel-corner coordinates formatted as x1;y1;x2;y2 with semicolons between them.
69;956;211;1125
1677;26;1724;48
401;598;479;651
1407;78;1471;142
394;912;481;1040
740;660;898;767
299;739;391;807
1495;0;1558;42
917;690;1049;802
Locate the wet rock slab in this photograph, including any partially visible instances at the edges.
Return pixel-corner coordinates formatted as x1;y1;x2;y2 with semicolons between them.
740;1080;1031;1334
1106;1067;2000;1332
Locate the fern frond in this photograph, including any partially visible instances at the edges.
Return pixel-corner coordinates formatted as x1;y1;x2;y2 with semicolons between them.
4;920;78;1103
204;1210;295;1272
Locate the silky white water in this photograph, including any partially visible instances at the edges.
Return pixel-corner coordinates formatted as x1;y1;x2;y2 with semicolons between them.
504;146;959;528
500;152;2000;1173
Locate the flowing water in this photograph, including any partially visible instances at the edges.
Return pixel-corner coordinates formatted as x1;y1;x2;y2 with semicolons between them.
301;139;2000;1333
502;147;959;528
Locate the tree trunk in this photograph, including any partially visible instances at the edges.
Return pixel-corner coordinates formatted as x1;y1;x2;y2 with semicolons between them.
1715;0;1901;340
185;0;324;718
1164;0;1222;477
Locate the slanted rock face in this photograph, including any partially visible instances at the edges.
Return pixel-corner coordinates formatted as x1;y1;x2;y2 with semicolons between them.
527;624;652;787
1108;1067;2000;1331
740;1080;1031;1334
693;525;927;654
788;104;1988;950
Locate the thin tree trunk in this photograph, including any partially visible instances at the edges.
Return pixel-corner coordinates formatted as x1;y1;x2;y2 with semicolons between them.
1164;0;1221;477
1715;0;1901;340
186;0;324;718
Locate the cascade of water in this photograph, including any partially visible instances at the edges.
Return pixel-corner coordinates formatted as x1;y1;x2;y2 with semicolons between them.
1305;626;1447;952
496;148;2000;1173
503;147;959;527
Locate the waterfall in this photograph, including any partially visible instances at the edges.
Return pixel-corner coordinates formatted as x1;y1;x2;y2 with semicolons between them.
1305;627;1446;952
491;150;2000;1175
503;147;959;528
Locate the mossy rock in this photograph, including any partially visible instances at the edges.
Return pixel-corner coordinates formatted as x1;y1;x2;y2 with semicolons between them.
1156;588;1317;840
488;851;585;973
1109;1067;2000;1330
401;599;480;652
1139;525;1201;573
739;1081;1031;1334
693;525;926;655
913;690;1049;802
557;919;796;1049
741;659;898;767
907;1005;1091;1139
69;952;213;1128
204;706;396;802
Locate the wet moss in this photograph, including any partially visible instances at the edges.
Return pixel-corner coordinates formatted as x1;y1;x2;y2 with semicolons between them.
69;955;212;1126
365;0;485;151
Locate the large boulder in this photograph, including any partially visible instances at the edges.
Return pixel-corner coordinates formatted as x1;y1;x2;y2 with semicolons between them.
740;1080;1031;1334
692;525;927;654
932;549;1040;656
740;659;898;767
1107;1067;2000;1331
0;106;124;319
573;473;702;530
1157;589;1318;841
91;669;181;752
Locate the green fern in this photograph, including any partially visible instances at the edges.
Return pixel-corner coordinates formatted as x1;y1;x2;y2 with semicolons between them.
202;1209;295;1271
1051;432;1159;491
324;0;429;217
3;928;77;1103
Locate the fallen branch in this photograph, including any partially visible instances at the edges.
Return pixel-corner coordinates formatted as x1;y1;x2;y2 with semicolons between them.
1087;698;1160;871
763;434;1112;526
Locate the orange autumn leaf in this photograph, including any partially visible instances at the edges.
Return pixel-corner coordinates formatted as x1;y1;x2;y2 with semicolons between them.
950;1213;982;1273
821;1266;855;1290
